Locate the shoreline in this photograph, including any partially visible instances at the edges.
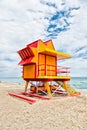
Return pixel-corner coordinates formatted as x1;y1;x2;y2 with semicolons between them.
0;80;87;90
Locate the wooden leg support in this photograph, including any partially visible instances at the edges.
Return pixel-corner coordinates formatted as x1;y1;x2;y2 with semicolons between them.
63;81;81;96
25;81;29;92
45;82;52;99
63;81;68;91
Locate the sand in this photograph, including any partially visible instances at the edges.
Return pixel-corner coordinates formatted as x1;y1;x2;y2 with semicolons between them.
0;82;87;130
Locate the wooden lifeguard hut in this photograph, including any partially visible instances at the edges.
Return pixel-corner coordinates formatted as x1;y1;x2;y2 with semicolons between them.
18;39;71;79
9;39;80;104
16;39;80;99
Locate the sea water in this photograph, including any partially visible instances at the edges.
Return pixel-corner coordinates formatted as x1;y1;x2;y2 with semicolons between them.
0;77;87;89
0;77;25;84
69;77;87;89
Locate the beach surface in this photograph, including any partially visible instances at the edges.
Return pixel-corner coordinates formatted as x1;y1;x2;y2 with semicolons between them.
0;82;87;130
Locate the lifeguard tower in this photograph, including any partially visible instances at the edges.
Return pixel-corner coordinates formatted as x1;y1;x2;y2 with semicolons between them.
9;39;80;104
17;39;80;98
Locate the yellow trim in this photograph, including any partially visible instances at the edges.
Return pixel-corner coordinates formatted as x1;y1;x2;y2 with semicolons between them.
37;76;70;80
63;81;80;95
40;48;72;60
30;47;38;63
44;40;55;50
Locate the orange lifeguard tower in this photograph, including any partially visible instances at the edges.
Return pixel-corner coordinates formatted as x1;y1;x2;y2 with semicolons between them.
17;39;80;99
9;39;80;104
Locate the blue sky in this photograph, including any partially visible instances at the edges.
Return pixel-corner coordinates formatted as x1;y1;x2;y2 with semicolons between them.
0;0;87;77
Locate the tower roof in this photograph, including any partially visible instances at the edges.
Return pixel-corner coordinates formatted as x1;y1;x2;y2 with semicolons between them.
17;39;72;65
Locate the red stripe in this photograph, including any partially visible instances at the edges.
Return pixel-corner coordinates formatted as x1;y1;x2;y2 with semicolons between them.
19;51;25;60
18;51;22;59
22;51;26;59
23;49;27;58
21;92;50;100
24;48;28;57
45;55;46;75
21;51;25;59
26;48;30;56
8;92;36;104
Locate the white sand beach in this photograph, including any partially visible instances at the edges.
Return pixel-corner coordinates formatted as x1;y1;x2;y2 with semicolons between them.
0;82;87;130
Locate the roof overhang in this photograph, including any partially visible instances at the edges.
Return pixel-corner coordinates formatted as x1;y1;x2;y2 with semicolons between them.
40;48;72;60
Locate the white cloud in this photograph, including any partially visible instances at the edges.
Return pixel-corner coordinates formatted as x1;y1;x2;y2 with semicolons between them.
0;0;87;78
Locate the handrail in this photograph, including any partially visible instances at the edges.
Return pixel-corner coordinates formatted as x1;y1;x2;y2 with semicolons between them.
57;66;70;76
58;66;70;69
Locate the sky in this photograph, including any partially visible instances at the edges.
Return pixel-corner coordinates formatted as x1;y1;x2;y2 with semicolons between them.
0;0;87;77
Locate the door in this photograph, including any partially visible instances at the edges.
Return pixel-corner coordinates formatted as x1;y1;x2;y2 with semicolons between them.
38;54;57;76
46;55;56;76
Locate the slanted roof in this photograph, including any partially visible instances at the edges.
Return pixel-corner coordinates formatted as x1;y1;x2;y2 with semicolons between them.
40;48;72;60
44;40;55;50
17;47;34;65
27;39;42;48
17;39;72;65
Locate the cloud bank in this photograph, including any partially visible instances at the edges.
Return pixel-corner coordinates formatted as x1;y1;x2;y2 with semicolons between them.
0;0;87;77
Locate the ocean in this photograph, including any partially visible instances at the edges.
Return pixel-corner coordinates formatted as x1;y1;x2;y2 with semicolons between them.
0;77;87;89
69;77;87;89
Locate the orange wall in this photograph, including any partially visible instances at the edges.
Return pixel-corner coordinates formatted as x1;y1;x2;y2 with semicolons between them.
23;64;35;79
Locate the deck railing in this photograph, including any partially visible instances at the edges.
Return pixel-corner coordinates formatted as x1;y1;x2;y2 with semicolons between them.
38;64;70;76
57;66;70;76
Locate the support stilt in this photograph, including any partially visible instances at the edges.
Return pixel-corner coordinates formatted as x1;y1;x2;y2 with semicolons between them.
63;81;80;96
45;82;52;99
63;81;68;91
25;81;29;92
